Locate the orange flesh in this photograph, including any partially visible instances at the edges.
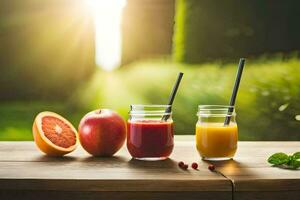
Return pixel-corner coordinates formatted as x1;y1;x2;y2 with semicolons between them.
41;116;76;148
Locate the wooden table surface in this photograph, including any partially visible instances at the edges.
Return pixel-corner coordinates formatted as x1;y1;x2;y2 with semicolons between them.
0;136;299;200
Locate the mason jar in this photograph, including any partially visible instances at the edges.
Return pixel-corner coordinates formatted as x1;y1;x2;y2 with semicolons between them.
127;105;174;161
196;105;238;161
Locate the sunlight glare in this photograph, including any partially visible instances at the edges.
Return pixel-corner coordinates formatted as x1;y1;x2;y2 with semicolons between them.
86;0;126;71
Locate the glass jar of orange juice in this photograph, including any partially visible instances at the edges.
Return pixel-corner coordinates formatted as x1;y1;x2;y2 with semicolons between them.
196;105;238;161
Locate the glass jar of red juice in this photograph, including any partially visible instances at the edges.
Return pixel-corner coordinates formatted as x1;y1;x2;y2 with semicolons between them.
127;105;174;161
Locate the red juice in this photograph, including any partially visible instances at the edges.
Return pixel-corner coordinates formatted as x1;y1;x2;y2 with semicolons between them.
127;120;174;159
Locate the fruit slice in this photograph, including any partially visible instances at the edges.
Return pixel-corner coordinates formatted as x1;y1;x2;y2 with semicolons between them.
32;111;78;156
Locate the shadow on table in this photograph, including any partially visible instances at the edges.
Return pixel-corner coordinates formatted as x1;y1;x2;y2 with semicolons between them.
31;153;179;170
78;155;130;168
33;154;129;165
33;155;78;162
128;158;178;170
204;159;254;177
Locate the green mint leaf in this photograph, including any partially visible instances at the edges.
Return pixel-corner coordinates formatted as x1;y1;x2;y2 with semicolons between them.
293;152;300;159
287;155;294;165
289;157;300;169
268;152;289;165
289;152;300;169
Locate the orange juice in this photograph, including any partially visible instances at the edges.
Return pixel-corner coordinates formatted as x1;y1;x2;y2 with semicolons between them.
196;123;238;160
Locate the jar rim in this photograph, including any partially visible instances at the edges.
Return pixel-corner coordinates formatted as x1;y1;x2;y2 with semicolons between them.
197;113;236;117
198;105;234;110
131;104;171;108
129;104;172;116
197;105;236;117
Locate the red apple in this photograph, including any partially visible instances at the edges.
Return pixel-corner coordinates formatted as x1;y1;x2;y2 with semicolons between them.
78;109;126;156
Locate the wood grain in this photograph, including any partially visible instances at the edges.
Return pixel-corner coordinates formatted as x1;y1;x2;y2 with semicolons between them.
209;141;300;199
0;137;231;193
0;190;231;200
211;142;300;191
1;136;300;200
234;191;300;200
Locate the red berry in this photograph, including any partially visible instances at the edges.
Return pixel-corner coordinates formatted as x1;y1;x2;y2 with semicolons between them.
178;161;185;168
191;162;198;170
208;164;215;171
183;164;188;170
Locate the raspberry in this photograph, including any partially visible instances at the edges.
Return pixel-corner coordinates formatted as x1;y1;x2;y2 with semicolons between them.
191;162;198;170
183;164;189;170
178;161;185;168
183;164;188;170
208;164;215;171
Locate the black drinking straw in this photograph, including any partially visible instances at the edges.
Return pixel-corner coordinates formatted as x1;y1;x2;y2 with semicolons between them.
224;58;246;126
162;72;184;121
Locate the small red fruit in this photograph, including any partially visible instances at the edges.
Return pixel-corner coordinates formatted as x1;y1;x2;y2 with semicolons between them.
208;164;215;171
178;161;185;168
183;164;188;170
191;162;198;170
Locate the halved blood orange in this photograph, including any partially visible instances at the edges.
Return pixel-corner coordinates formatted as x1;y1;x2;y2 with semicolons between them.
32;111;78;156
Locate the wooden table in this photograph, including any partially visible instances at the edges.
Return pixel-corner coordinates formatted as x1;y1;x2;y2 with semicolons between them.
0;136;299;200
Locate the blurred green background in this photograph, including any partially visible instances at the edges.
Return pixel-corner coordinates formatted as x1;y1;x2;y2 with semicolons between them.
0;0;300;141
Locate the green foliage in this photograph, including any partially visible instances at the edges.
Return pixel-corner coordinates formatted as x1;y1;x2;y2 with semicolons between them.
1;57;300;141
173;0;300;63
0;102;87;140
0;0;95;100
72;57;300;140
